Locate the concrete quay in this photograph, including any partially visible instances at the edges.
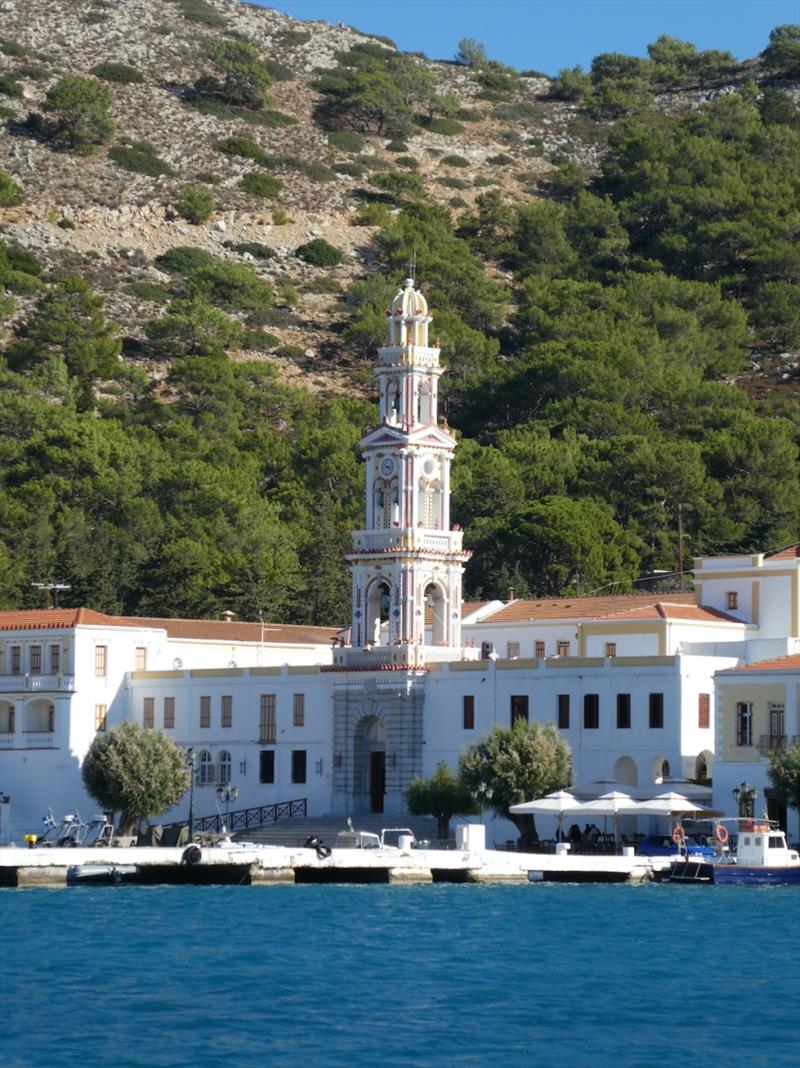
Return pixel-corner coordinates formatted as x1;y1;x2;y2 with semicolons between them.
0;843;661;887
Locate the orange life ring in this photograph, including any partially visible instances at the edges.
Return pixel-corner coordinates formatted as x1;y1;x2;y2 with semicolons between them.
715;824;729;844
671;825;686;845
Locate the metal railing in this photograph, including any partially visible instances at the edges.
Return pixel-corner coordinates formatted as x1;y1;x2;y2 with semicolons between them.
163;797;307;835
758;734;787;755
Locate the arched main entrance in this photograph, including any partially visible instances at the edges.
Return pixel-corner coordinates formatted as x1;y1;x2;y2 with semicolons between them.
353;715;386;813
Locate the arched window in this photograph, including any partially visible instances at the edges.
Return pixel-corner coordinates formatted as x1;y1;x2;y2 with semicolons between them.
198;750;215;786
218;750;232;786
387;380;400;423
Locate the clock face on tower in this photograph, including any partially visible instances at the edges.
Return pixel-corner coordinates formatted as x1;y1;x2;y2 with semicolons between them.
379;457;395;477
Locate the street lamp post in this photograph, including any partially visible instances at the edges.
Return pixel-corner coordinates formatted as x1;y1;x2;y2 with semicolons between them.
186;747;196;843
474;782;493;824
732;781;757;819
216;783;239;834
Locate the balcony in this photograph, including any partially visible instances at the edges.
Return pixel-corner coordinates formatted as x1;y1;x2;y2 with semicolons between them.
349;529;465;556
0;673;75;694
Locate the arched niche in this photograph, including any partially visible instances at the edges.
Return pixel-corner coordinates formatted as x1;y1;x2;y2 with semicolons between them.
650;756;671;783
425;582;446;646
613;755;638;788
694;751;713;782
365;579;391;646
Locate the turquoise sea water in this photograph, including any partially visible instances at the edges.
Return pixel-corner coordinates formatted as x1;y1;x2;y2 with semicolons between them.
1;883;798;1068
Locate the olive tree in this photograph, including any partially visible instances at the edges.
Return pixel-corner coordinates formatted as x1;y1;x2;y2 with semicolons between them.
404;761;477;838
459;720;571;848
768;743;800;816
81;722;190;834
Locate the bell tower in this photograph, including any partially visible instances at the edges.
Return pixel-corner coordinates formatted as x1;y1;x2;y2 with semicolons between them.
340;277;471;668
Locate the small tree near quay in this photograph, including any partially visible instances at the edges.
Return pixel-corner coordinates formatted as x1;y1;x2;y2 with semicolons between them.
459;720;571;849
404;761;477;839
81;722;190;834
767;743;800;815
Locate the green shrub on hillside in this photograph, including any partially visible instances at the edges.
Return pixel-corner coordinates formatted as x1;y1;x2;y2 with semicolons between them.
441;154;469;167
355;202;393;226
0;74;22;97
333;161;366;177
90;62;144;85
175;184;214;224
176;0;226;28
109;142;174;176
195;171;221;185
206;39;272;110
395;155;418;169
188;259;273;311
41;75;115;153
439;176;467;189
327;130;363;152
216;136;271;165
275;344;305;360
126;280;171;302
0;37;25;57
0;170;22;206
239;171;282;198
272;208;291;225
295;239;343;267
223;240;275;260
385;139;409;152
154;246;217;275
424;117;464;135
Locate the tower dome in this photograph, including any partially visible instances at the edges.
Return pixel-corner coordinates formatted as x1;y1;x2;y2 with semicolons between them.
391;277;429;320
387;278;433;348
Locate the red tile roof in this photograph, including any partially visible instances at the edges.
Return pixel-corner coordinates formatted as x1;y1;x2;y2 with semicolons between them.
0;608;341;645
479;592;697;623
730;654;800;672
599;603;742;623
765;544;800;560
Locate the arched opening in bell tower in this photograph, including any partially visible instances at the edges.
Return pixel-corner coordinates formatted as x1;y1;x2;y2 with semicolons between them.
365;580;391;646
424;583;446;646
386;380;401;424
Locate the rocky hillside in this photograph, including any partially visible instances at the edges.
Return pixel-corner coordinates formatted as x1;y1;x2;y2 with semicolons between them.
2;0;792;396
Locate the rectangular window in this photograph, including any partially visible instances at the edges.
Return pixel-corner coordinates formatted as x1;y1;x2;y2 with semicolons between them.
0;705;14;734
199;696;211;729
163;697;175;730
583;693;599;730
535;641;545;659
557;640;570;657
11;646;21;674
135;647;147;671
604;642;616;658
769;702;785;748
95;645;107;677
557;694;570;730
143;697;154;729
259;749;275;784
291;749;307;784
260;694;276;743
506;641;520;659
698;693;710;730
30;646;42;675
95;704;107;732
649;693;664;729
616;693;631;730
221;695;233;728
48;703;55;733
510;695;529;725
50;645;61;674
293;693;305;727
463;695;475;730
736;702;753;746
727;591;738;610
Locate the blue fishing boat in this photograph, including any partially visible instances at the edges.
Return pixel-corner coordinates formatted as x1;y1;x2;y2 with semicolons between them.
665;819;800;885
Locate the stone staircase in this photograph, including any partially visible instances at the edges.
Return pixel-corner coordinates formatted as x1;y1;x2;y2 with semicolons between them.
233;813;438;848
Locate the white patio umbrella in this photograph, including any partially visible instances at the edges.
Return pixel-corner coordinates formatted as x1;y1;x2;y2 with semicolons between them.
509;790;578;840
564;790;635;845
619;792;723;819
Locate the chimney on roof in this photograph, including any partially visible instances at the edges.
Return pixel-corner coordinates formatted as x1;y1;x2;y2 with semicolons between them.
507;587;515;602
222;610;236;623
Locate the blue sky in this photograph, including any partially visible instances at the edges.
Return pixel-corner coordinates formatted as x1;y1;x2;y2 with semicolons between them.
253;0;798;75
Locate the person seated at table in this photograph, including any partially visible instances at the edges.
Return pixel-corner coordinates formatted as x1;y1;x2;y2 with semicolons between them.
586;823;601;842
569;823;582;844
